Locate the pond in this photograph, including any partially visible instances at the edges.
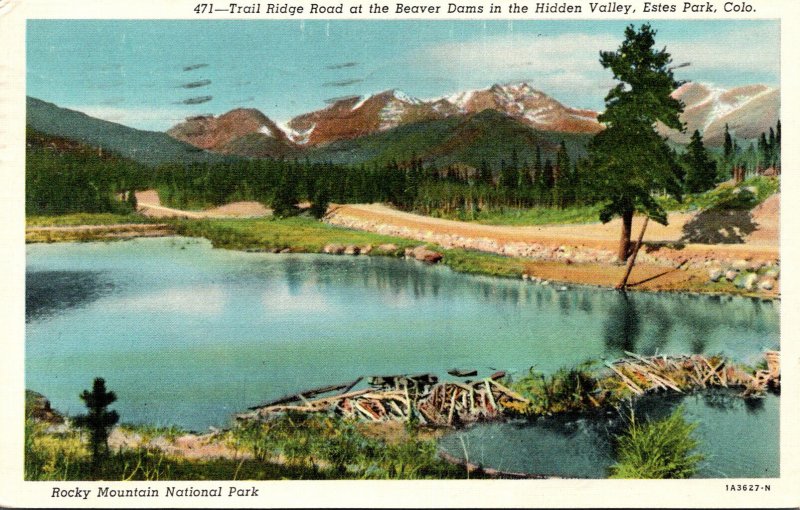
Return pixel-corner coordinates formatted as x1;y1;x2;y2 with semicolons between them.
26;237;779;431
439;389;779;479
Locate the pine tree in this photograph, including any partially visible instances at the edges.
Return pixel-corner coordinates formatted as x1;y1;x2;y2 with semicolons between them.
74;378;119;473
478;159;493;186
721;123;735;180
554;142;571;207
310;185;330;219
272;171;299;218
499;159;516;190
683;130;717;193
587;24;685;261
723;124;734;160
126;189;137;211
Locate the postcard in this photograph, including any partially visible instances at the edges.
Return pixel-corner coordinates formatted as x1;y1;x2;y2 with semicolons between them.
1;0;797;507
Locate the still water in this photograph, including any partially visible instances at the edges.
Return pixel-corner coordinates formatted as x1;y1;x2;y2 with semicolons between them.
26;237;779;431
439;390;779;478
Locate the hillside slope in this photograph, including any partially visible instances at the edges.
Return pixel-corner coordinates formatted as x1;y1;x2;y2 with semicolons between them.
27;97;230;166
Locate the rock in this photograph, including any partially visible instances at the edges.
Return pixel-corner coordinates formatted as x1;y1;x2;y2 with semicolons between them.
742;272;759;291
708;268;723;282
25;390;64;424
731;259;749;271
410;246;443;264
541;280;550;286
759;278;775;291
323;243;345;255
344;245;360;256
747;260;764;272
725;270;738;282
361;244;373;255
522;274;529;280
280;248;292;254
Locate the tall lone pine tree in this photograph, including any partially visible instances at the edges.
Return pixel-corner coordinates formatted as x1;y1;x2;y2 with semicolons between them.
589;24;685;262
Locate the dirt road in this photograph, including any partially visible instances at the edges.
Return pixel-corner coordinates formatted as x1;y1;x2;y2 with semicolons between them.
326;201;779;267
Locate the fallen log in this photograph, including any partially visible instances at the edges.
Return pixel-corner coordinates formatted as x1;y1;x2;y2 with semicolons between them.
487;378;530;403
248;378;363;410
448;368;478;377
367;373;438;388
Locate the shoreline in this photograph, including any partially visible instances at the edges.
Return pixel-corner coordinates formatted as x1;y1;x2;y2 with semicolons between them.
25;217;780;299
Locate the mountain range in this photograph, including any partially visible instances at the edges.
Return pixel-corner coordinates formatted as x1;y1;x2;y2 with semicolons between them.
27;81;779;168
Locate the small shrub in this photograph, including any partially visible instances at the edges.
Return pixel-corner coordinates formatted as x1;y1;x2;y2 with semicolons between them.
508;362;603;415
610;406;703;479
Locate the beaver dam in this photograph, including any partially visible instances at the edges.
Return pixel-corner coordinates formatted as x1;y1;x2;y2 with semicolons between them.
237;351;780;426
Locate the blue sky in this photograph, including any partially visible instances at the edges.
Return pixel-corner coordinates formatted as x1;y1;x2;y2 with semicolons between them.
27;19;779;131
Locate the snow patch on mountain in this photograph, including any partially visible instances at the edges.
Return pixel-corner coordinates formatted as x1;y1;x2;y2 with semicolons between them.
391;89;421;104
350;95;369;111
446;90;474;110
278;121;314;145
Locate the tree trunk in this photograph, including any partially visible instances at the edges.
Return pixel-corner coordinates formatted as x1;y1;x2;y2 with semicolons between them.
616;216;649;290
617;208;634;262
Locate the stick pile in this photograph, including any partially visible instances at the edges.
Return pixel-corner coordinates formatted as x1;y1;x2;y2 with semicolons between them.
237;351;780;426
606;351;780;398
237;371;528;426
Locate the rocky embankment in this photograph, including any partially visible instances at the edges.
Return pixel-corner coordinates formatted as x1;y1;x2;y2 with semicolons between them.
325;209;780;295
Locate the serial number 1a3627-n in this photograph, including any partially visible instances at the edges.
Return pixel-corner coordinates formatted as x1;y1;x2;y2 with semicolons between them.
725;484;771;492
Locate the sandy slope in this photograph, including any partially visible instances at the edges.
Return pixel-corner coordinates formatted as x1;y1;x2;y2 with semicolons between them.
748;193;780;245
135;190;271;219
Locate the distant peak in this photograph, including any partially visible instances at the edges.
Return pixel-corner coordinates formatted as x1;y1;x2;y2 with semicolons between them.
369;89;421;103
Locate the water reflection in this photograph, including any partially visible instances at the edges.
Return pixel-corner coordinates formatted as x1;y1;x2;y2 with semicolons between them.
603;293;641;355
26;271;112;322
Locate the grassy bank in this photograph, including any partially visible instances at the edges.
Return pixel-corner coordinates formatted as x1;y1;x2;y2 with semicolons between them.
173;217;417;254
26;414;468;481
26;213;154;227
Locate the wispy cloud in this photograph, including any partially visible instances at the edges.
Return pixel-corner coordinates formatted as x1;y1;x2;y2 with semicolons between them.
322;78;364;87
667;26;779;78
417;32;618;106
325;61;359;70
416;27;779;108
423;32;617;75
